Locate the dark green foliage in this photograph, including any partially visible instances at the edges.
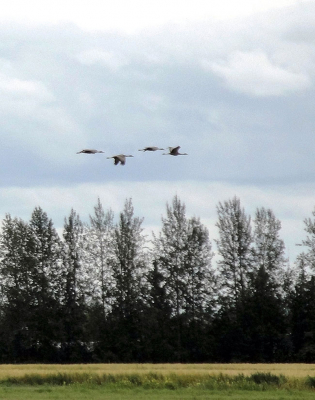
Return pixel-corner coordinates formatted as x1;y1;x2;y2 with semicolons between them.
0;196;315;362
244;266;287;362
0;371;285;388
0;214;40;361
249;372;285;385
152;196;215;361
28;207;64;361
107;199;147;361
142;261;174;362
60;209;89;362
289;256;315;362
305;376;315;388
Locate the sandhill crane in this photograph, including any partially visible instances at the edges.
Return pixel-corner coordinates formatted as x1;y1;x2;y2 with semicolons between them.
138;146;164;152
163;146;188;156
76;149;104;154
106;154;134;165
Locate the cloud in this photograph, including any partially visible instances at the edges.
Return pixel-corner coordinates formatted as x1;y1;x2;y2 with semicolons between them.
1;13;314;186
0;54;88;165
0;70;55;116
0;74;53;100
206;50;311;96
77;49;128;70
0;0;315;254
0;0;310;34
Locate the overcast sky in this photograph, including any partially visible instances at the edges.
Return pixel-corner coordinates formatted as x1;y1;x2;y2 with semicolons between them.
1;0;314;264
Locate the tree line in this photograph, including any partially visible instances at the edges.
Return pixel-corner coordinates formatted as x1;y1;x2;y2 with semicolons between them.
0;195;315;363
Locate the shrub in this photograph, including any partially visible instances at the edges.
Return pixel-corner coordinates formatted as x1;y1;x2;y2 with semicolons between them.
305;376;315;388
249;372;285;386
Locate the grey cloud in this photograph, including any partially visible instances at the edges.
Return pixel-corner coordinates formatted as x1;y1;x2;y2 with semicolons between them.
208;50;311;96
0;5;314;189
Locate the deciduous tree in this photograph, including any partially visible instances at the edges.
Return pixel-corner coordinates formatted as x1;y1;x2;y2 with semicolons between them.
109;199;146;361
215;196;253;303
0;215;36;361
253;207;287;286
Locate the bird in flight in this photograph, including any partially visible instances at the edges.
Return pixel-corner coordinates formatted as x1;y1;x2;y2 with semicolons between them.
77;149;104;154
163;146;188;156
138;146;164;152
106;154;134;165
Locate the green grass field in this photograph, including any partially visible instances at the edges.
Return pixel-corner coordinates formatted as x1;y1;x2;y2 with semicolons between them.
0;385;315;400
0;364;314;399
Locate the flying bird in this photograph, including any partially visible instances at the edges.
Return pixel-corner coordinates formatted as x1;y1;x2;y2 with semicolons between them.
77;149;104;154
106;154;134;165
138;146;164;152
163;146;188;156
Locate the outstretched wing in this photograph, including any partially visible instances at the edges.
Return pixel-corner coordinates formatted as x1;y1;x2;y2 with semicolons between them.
77;149;97;154
170;146;180;155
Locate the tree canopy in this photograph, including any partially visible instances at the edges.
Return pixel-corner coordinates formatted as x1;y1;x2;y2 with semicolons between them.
0;196;312;362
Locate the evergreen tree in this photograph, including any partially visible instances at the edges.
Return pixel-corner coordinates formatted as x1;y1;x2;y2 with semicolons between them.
143;261;173;362
153;196;189;360
109;198;146;361
28;207;63;361
153;196;188;321
287;207;315;361
243;264;288;361
184;216;216;361
61;209;89;361
290;254;315;361
184;216;215;322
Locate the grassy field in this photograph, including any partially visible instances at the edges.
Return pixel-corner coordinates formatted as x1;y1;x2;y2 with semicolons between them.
0;363;314;378
0;385;315;400
0;364;314;399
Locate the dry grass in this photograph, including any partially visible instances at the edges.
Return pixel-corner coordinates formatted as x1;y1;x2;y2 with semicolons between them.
0;363;314;380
